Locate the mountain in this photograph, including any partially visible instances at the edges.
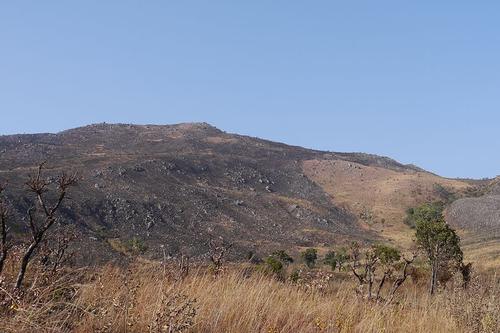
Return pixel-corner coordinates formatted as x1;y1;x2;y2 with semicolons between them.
0;123;497;264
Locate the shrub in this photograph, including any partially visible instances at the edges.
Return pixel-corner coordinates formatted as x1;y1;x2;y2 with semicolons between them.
323;251;337;271
347;241;416;301
264;256;283;274
272;250;294;265
372;244;401;265
126;237;148;254
289;269;300;283
323;248;350;272
301;248;317;268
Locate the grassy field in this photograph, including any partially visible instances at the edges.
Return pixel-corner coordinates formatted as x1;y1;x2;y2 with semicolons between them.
0;259;498;333
302;159;470;247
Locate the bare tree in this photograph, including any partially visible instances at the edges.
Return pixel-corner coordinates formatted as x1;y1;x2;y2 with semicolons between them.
207;236;233;276
39;227;77;274
385;253;416;305
348;242;416;302
14;162;77;289
348;242;378;300
0;183;8;275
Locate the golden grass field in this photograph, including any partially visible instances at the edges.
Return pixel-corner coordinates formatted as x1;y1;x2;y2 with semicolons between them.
0;259;498;333
302;159;470;244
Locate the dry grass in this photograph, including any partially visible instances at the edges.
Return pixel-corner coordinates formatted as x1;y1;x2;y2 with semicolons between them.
1;259;498;333
302;159;470;247
462;237;500;272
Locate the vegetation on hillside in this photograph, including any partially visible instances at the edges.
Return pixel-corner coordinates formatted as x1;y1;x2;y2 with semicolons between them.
0;256;498;333
0;159;498;332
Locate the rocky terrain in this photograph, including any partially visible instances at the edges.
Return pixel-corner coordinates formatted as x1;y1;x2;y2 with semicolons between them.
448;189;500;239
0;123;498;264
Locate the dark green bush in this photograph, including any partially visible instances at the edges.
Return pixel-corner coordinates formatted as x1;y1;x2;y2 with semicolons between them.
301;248;317;268
323;251;338;271
272;250;294;265
264;256;283;273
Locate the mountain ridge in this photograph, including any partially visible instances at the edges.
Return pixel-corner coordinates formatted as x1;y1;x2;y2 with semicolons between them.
0;122;497;266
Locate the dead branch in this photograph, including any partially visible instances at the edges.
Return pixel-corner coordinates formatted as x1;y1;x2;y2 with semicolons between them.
207;236;233;276
176;254;190;281
385;253;417;305
14;163;78;289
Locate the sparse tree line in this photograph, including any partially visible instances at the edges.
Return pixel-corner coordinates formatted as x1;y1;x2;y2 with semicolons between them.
246;202;471;303
0;162;472;307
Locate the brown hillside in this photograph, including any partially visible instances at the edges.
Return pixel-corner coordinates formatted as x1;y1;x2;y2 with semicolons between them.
302;159;470;246
0;123;497;265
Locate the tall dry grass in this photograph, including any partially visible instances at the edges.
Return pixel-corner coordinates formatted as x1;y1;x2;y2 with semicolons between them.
2;259;498;333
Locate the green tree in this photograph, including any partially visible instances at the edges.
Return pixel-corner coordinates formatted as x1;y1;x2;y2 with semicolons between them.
335;247;350;271
323;250;337;271
415;206;463;295
322;248;350;271
404;202;444;228
272;250;294;265
301;248;318;268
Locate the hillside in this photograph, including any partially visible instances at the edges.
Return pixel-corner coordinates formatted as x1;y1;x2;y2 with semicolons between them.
0;123;497;264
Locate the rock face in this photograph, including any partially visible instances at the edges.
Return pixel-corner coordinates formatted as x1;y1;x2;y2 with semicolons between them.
447;177;500;240
448;196;500;238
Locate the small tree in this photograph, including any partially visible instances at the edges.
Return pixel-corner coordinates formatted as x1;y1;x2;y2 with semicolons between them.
323;250;337;271
301;248;317;268
323;247;350;272
372;244;400;299
38;226;77;274
335;247;350;272
348;242;378;299
415;209;463;295
15;163;78;289
385;253;416;304
348;242;415;302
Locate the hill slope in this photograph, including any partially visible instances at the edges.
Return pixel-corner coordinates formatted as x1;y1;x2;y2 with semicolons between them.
0;123;496;264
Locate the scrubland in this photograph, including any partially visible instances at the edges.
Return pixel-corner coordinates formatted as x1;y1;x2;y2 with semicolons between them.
0;258;498;333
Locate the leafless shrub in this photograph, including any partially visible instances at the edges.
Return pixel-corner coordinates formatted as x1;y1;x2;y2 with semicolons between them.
207;236;233;276
38;226;78;274
176;254;190;281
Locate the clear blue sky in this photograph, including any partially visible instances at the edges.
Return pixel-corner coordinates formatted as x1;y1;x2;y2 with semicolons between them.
1;2;499;179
